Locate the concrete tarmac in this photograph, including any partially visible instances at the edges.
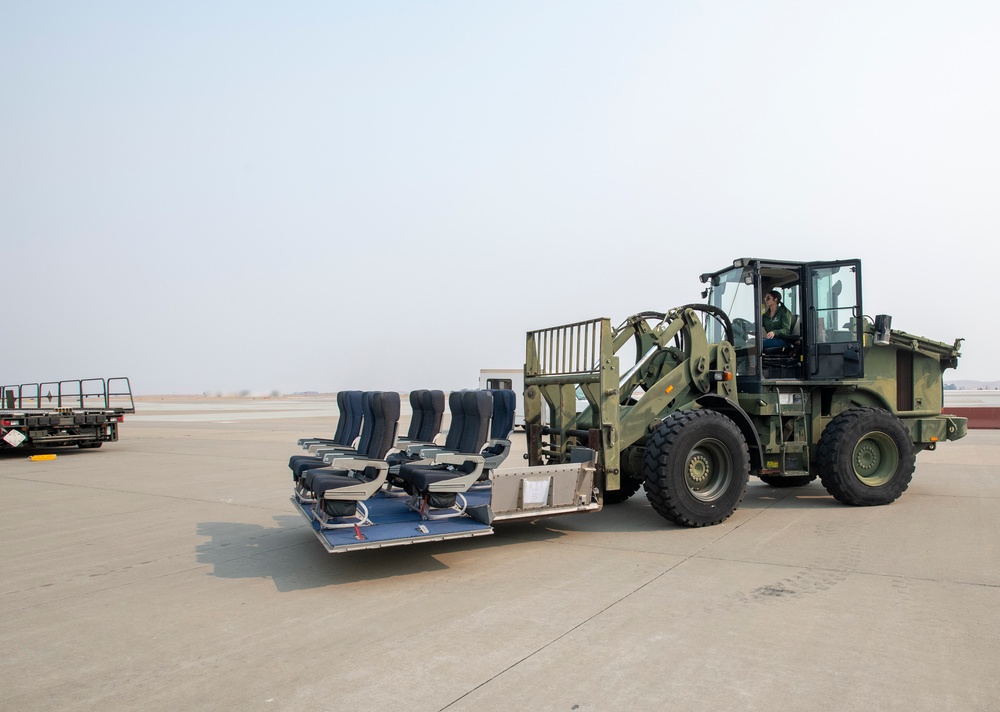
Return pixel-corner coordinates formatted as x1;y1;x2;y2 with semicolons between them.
2;396;998;712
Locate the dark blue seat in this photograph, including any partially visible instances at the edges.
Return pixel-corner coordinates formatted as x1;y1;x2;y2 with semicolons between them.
385;389;445;470
401;390;427;443
289;390;366;479
488;389;516;440
291;391;376;490
296;390;363;450
476;388;517;480
417;389;445;442
395;390;493;517
390;391;465;473
395;389;445;448
301;391;401;528
288;391;374;483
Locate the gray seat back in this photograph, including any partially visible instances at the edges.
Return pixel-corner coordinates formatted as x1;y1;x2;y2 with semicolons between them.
488;389;516;440
360;391;400;460
339;390;364;446
353;392;376;455
441;391;466;452
404;390;426;440
458;390;492;454
417;389;445;443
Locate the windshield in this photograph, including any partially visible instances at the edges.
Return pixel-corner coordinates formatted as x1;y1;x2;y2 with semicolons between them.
705;266;757;347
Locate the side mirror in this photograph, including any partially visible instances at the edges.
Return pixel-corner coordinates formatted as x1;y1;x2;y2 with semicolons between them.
874;314;892;346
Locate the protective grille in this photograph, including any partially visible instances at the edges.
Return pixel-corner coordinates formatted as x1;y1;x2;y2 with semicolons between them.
527;319;602;377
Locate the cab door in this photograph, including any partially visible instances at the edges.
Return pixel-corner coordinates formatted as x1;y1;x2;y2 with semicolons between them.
805;260;864;380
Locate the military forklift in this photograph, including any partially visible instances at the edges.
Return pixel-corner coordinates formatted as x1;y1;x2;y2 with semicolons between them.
291;257;967;553
525;258;967;527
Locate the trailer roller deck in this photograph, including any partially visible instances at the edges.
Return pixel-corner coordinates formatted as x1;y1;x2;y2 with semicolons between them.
1;377;134;450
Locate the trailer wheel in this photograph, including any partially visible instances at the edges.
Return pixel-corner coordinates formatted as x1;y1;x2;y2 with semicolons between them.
643;410;750;527
817;408;915;506
758;475;816;487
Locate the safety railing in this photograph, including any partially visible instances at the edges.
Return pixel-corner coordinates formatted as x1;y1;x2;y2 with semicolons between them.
526;318;604;379
1;377;134;413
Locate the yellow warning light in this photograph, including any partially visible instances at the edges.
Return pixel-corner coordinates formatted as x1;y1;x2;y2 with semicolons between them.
665;385;674;395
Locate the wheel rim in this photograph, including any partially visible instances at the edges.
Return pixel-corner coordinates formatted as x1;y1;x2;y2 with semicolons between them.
852;431;899;487
684;438;733;501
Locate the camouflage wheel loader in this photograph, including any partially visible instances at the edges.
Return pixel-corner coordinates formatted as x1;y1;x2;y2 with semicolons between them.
525;258;967;527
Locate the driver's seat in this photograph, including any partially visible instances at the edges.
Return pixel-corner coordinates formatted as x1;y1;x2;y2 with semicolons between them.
762;315;802;376
763;314;800;354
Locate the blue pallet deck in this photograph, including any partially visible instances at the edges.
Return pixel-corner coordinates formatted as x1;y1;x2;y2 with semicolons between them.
291;489;494;553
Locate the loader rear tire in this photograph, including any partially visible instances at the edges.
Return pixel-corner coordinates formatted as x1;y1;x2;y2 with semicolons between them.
643;410;750;527
817;408;914;506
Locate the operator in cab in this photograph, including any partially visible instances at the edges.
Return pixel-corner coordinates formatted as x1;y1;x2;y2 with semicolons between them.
762;290;793;349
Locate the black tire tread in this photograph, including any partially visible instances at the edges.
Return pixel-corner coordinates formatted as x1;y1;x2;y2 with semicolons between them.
643;409;750;527
817;407;915;506
604;475;643;504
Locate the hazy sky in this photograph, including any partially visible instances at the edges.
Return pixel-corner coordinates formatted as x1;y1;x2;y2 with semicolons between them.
3;1;997;395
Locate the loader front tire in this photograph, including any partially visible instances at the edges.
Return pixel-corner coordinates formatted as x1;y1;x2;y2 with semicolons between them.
817;408;914;506
643;410;750;527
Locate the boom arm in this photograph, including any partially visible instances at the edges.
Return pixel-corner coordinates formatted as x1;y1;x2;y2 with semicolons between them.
525;307;738;490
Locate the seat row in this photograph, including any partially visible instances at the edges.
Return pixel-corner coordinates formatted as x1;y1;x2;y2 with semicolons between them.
289;388;516;530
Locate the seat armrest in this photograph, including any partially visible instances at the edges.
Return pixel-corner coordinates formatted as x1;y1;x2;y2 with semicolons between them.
426;453;485;492
312;444;356;456
399;437;433;448
323;454;383;469
410;444;454;458
317;460;389;501
481;438;512;470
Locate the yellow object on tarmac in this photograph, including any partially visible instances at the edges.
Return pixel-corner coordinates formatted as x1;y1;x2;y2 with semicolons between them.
29;454;57;461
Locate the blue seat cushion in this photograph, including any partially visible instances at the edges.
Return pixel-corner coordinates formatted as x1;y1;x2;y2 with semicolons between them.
397;459;478;493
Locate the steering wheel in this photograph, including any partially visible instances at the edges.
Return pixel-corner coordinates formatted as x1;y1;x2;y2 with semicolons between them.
731;318;753;345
